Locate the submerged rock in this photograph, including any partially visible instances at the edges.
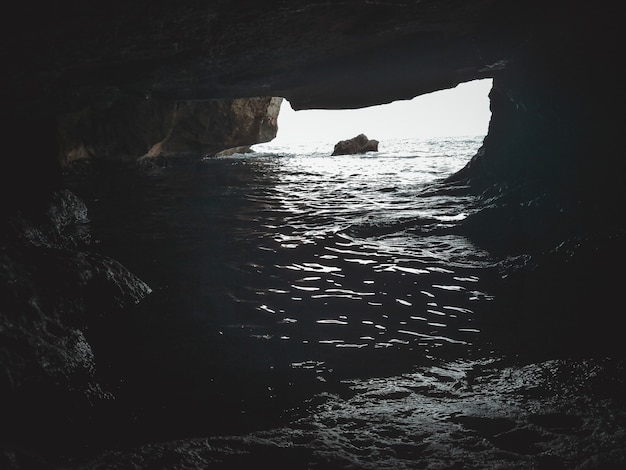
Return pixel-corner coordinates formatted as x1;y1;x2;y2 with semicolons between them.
331;134;379;156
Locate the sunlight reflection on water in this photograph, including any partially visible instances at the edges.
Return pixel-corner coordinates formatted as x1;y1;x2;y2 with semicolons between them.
70;135;497;405
206;137;499;375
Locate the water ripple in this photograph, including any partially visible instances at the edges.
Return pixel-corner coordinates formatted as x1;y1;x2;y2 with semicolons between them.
76;136;496;382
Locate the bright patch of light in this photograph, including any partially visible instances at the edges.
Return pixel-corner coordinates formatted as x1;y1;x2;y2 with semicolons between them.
264;79;492;145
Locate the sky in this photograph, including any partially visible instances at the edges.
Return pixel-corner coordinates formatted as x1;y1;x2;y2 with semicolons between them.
270;78;493;144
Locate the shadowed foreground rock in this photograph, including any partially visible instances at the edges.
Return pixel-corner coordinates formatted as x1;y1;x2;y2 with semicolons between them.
331;134;379;156
0;190;151;462
79;358;626;470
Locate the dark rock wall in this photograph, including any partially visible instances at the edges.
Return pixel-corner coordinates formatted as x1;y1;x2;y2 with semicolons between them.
0;1;513;115
1;118;64;214
56;94;177;164
0;190;151;459
450;5;625;250
441;5;626;357
456;10;622;190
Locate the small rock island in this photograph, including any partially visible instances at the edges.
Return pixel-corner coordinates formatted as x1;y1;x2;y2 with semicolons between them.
331;133;379;156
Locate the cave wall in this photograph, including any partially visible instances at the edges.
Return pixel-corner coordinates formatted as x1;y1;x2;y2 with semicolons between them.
0;1;522;115
0;189;152;458
455;7;623;194
57;96;282;165
448;5;625;251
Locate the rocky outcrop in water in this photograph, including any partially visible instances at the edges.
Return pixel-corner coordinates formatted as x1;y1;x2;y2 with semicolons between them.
58;97;282;164
331;134;379;156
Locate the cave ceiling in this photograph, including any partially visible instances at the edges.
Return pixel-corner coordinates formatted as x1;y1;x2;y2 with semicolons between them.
1;0;543;117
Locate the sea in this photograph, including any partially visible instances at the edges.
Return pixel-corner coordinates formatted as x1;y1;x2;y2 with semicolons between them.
65;136;626;468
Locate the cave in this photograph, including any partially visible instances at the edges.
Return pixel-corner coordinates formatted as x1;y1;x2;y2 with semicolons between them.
1;1;625;469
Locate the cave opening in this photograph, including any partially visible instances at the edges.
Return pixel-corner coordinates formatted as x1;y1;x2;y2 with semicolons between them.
256;78;493;151
44;77;504;454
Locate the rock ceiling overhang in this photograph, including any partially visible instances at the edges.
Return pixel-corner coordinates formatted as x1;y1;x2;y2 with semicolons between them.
1;0;539;116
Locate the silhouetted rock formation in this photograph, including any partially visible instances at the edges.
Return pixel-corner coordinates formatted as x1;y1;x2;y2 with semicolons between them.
331;134;379;156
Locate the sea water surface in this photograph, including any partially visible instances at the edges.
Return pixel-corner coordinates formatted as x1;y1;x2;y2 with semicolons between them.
67;137;626;468
72;136;493;422
69;136;493;432
68;136;495;426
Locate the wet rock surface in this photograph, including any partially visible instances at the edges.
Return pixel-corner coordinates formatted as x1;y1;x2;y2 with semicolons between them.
81;358;626;469
0;190;151;462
